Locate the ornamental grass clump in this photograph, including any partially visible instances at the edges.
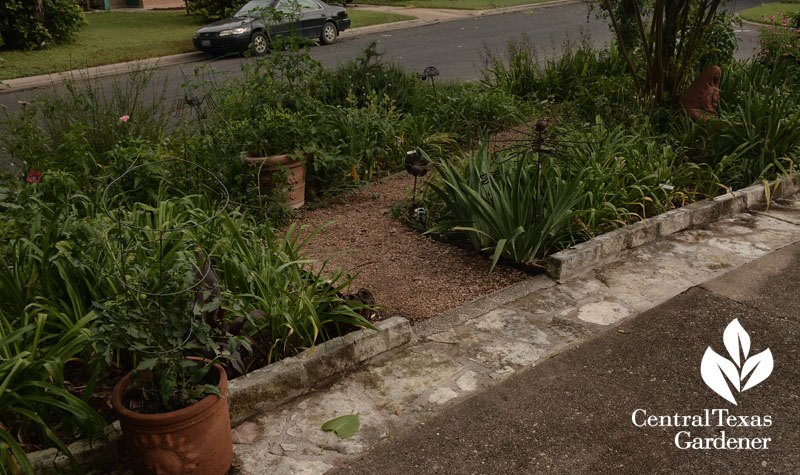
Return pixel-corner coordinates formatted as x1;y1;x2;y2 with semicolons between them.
427;144;583;271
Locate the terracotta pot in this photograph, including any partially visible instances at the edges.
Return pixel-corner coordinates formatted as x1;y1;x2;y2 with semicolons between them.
245;153;306;209
111;363;232;475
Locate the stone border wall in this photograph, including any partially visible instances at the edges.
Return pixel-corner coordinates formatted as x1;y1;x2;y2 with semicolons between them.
547;175;800;280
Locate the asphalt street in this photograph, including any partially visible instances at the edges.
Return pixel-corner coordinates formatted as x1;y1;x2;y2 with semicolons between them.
0;0;764;115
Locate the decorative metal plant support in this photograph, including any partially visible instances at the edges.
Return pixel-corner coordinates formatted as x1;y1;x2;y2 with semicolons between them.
419;66;440;98
485;118;608;219
180;66;206;130
102;158;229;358
404;149;427;209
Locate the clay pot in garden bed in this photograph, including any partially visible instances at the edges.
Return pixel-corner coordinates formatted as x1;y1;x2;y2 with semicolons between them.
245;153;306;209
110;363;232;475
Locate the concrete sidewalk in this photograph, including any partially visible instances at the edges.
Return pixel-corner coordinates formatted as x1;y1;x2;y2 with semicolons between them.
229;194;800;474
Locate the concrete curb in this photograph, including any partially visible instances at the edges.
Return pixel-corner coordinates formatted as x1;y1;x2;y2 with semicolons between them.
547;174;800;281
0;0;578;94
1;52;211;94
26;316;412;474
227;316;412;425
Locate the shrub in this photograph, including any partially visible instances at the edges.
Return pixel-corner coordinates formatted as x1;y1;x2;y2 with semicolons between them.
314;42;418;112
0;0;85;50
185;0;246;22
0;70;173;183
756;15;800;67
695;14;741;72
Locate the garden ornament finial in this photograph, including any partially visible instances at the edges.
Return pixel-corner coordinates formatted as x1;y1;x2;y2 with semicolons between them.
419;66;440;97
405;150;428;208
680;65;721;122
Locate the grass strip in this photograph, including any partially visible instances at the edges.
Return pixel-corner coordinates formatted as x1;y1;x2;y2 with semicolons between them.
738;3;800;24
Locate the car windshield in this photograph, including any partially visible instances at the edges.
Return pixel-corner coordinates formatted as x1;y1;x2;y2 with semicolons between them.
234;1;273;17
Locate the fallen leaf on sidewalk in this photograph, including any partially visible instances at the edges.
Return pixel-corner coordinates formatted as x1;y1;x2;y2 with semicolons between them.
231;422;261;444
322;414;360;438
617;329;628;334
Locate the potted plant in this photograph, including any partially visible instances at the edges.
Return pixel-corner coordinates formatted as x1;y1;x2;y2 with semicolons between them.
96;164;242;475
243;107;308;209
95;239;241;475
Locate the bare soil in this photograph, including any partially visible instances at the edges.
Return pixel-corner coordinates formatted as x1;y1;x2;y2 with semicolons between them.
294;173;529;324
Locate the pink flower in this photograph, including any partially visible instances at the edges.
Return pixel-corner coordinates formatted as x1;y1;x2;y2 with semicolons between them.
119;115;130;123
769;15;774;20
778;11;782;15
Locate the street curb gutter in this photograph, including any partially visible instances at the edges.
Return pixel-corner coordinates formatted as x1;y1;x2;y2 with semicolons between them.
27;317;412;474
547;174;800;281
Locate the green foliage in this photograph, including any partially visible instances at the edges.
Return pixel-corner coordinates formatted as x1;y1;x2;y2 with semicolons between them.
695;14;741;72
677;71;800;190
213;214;376;366
0;0;86;51
481;37;635;123
321;414;360;438
310;93;402;185
427;145;583;270
0;310;105;475
314;41;419;111
566;122;710;235
185;0;246;22
0;70;172;183
757;15;800;67
0;176;110;472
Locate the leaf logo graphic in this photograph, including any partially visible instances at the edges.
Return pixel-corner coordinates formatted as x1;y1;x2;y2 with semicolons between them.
700;319;773;405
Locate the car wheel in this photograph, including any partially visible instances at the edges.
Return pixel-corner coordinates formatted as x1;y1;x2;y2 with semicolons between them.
250;31;268;56
320;22;337;45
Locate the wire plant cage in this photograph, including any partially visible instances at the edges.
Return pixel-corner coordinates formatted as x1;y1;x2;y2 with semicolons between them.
101;158;229;360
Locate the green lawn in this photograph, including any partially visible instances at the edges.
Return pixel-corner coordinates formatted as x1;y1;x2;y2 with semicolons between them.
348;0;549;10
739;3;800;24
0;12;202;80
0;10;414;80
349;10;416;27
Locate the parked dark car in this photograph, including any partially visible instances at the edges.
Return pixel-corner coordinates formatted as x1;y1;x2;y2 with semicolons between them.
193;0;350;56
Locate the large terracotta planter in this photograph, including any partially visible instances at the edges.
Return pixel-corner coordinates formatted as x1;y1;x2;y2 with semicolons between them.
245;153;306;209
111;363;233;475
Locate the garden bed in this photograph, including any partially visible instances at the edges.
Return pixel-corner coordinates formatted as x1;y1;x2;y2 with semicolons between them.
295;172;529;323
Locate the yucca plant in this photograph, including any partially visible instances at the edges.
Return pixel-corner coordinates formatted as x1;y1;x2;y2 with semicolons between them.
427;145;583;271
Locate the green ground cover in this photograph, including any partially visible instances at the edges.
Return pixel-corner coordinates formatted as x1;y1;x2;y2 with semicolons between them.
739;3;800;23
0;10;413;80
351;0;549;10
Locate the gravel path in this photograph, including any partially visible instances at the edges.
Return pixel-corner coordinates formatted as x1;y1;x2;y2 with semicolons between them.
295;173;529;323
